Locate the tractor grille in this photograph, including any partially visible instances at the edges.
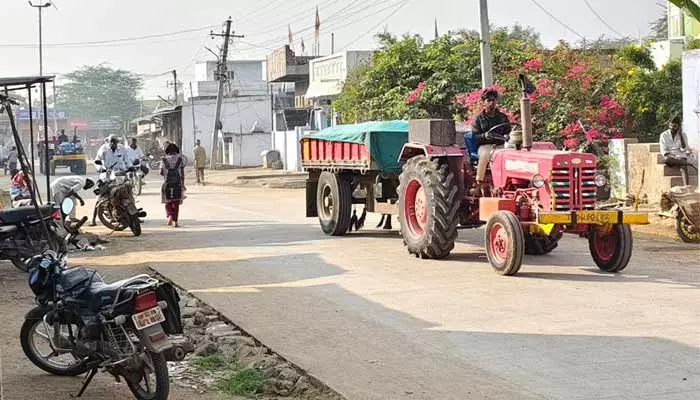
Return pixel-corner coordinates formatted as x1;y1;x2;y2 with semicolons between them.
551;167;597;211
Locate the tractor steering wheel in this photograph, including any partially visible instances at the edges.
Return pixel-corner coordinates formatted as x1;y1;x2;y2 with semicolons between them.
484;122;521;143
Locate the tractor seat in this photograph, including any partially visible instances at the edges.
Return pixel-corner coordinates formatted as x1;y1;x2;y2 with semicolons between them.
0;204;55;224
463;132;480;163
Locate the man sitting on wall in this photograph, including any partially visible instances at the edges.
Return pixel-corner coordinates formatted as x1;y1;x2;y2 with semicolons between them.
660;116;697;186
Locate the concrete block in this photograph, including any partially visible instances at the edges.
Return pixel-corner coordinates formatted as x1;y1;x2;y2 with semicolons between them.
408;119;456;146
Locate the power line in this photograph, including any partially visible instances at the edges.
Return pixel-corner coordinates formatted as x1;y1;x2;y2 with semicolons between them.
582;0;624;39
0;24;217;48
338;0;414;51
529;0;585;41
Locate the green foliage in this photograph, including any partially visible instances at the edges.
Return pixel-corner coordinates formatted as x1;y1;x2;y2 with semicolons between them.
218;368;264;397
616;45;656;70
615;60;682;142
687;38;700;50
56;64;143;128
334;27;538;123
192;354;227;371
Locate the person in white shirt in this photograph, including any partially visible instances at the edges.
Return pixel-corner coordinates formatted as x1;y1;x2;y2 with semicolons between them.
95;134;130;171
126;138;149;177
659;116;697;186
50;175;94;219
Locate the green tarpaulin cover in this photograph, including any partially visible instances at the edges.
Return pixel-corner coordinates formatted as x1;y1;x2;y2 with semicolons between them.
307;120;408;172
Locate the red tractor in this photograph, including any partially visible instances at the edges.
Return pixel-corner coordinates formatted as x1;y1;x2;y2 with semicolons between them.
301;75;648;276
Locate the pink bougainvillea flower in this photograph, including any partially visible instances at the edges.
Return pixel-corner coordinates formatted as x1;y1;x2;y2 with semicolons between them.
535;79;555;98
406;81;426;104
563;137;579;149
581;74;594;90
585;128;600;143
523;58;543;72
540;101;550;110
565;63;586;79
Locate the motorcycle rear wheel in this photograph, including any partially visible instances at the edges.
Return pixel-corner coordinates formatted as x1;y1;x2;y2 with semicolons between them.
124;351;170;400
20;310;87;377
97;202;127;231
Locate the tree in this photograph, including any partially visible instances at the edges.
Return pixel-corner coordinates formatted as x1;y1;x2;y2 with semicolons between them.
334;27;538;123
56;65;143;127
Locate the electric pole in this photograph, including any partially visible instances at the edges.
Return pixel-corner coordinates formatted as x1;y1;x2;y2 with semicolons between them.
189;82;197;143
166;70;180;105
209;18;243;169
29;1;52;144
477;0;493;87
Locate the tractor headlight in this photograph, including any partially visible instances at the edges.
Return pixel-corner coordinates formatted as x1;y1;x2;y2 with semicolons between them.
594;174;607;187
531;174;546;188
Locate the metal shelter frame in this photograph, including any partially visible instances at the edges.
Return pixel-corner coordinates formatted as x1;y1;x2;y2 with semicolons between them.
0;75;55;204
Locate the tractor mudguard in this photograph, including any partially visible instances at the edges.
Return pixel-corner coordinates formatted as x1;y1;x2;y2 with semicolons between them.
398;143;464;163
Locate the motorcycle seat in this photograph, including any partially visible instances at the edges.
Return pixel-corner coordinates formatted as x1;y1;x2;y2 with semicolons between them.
88;277;148;306
0;204;55;224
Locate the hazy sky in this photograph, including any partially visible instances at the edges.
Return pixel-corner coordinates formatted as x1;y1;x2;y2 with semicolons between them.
0;0;663;98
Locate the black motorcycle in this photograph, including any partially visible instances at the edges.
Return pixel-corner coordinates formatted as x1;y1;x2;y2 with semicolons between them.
22;198;182;399
0;204;65;271
94;160;146;236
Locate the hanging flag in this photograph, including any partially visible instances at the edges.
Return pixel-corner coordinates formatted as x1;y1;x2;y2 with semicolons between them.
314;6;320;40
301;38;306;54
288;24;293;45
434;18;439;39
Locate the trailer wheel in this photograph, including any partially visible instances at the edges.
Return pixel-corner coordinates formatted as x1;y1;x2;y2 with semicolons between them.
588;224;633;273
524;231;562;255
485;211;525;276
316;171;352;236
398;156;459;259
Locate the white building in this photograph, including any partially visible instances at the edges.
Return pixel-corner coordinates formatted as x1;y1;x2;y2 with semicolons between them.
182;59;272;166
192;60;268;98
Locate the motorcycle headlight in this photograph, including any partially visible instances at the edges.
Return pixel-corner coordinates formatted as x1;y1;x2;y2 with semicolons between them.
594;174;607;187
531;174;546;189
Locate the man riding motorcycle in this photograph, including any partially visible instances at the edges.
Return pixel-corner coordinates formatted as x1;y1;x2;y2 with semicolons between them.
90;134;131;226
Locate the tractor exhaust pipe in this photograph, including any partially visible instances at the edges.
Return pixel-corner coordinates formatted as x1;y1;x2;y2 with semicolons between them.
518;74;535;151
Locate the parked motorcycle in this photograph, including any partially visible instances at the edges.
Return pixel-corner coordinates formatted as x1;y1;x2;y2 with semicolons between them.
146;154;160;171
0;204;65;271
660;185;700;243
21;197;183;399
94;160;146;236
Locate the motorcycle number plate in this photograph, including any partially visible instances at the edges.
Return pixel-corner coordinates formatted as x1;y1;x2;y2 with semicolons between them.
132;307;165;330
576;211;618;225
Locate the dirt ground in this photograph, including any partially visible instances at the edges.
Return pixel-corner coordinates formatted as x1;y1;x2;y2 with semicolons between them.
0;259;236;400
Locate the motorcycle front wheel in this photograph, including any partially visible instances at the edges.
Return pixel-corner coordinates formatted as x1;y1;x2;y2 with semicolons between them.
124;351;170;400
20;309;87;376
129;217;142;237
12;227;65;272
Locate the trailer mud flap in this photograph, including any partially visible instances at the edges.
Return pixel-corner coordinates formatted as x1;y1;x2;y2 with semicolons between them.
306;180;318;218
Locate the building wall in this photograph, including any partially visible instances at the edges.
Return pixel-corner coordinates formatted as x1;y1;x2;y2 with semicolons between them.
181;95;272;162
682;50;700;151
223;132;270;167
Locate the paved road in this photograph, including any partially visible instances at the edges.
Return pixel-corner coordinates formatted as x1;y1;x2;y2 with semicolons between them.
54;180;697;400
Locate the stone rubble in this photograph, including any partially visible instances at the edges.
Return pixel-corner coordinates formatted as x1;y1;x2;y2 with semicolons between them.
168;288;344;399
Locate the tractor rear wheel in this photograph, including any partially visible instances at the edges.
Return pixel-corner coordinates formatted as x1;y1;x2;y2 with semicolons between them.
588;224;633;273
524;231;562;255
398;156;459;259
485;211;525;276
316;171;352;236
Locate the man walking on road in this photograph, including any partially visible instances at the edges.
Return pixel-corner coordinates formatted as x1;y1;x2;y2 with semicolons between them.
193;139;207;185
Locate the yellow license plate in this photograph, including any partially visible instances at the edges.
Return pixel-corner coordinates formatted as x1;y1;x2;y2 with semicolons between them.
132;307;165;330
576;211;618;225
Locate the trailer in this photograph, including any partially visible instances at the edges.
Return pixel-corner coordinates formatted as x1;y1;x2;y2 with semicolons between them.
301;75;650;276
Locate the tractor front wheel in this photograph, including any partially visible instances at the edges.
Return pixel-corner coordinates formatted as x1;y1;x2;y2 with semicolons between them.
316;171;352;236
398;156;459;259
588;224;633;273
485;211;525;276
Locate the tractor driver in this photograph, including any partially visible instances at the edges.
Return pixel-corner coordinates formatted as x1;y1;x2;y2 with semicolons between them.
57;129;69;144
470;89;512;184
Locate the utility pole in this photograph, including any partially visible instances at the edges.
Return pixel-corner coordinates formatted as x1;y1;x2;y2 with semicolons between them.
477;0;493;87
52;78;57;134
189;82;197;143
166;70;180;105
209;18;243;169
29;1;52;143
331;33;335;53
